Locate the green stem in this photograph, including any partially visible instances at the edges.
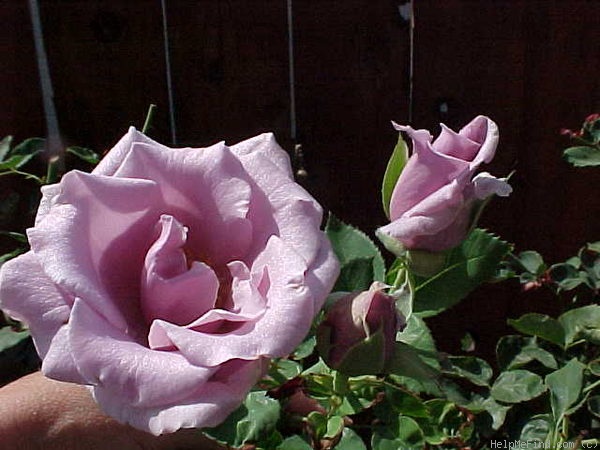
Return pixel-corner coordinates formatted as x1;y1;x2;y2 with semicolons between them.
142;104;157;134
0;168;44;184
582;378;600;394
46;155;60;184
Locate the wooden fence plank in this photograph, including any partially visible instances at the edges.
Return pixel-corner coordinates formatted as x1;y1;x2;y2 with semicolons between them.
166;1;290;147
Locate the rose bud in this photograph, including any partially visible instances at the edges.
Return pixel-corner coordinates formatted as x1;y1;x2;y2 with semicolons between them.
377;116;512;254
316;282;404;376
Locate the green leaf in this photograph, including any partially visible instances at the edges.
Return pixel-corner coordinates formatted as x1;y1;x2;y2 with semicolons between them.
519;414;552;445
0;327;30;353
0;231;28;244
461;395;510;430
383;385;428;418
443;356;493;387
479;397;511;430
325;214;385;285
508;313;565;347
545;359;585;422
0;136;13;161
588;395;600;419
333;257;375;292
548;263;584;291
0;154;37;170
336;428;367;450
418;400;472;445
558;304;600;347
11;137;45;156
589;359;600;377
269;359;302;384
66;145;100;164
372;416;424;450
291;335;316;360
496;335;557;371
490;370;546;403
381;133;409;219
0;247;27;266
396;315;439;369
277;435;312;450
204;391;280;447
413;229;511;317
564;145;600;167
388;342;440;382
324;415;344;439
516;250;546;274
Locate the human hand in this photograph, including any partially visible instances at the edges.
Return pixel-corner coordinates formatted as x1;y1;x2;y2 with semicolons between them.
0;372;225;450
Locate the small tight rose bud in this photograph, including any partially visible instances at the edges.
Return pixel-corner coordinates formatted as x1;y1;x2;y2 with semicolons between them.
316;282;405;376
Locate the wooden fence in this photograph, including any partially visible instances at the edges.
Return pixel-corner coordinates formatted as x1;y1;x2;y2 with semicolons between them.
1;0;599;358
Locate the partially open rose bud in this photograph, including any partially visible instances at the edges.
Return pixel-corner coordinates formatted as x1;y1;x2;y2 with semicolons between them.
316;282;404;376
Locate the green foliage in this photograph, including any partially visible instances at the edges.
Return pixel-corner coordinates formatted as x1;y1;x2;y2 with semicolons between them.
325;214;385;292
204;391;281;448
413;228;511;317
381;133;409;219
562;113;600;166
490;370;546;403
0;326;30;353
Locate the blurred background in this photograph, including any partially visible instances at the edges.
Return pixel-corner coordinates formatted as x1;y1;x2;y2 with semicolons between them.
1;0;599;377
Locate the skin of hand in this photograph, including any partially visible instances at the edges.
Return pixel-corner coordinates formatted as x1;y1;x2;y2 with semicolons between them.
0;372;227;450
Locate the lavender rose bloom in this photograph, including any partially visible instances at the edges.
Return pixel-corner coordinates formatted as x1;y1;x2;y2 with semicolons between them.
0;128;339;435
377;116;512;252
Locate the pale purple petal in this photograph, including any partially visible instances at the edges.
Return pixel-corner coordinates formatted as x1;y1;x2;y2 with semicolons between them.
93;358;269;435
230;132;293;178
27;171;162;335
113;142;253;265
141;215;219;325
460;116;499;166
473;172;513;199
379;176;471;251
0;252;72;358
389;151;468;220
69;298;216;408
434;124;481;161
150;236;312;367
41;324;84;383
93;126;168;176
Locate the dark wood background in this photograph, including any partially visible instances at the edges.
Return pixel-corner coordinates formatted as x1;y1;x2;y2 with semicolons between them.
2;0;599;361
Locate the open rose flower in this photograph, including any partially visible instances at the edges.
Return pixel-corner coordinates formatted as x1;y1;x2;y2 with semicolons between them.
0;128;339;435
377;116;512;253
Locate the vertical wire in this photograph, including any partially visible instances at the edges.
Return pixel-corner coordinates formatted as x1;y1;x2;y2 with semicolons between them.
286;0;297;142
407;1;415;123
161;0;177;145
28;0;63;161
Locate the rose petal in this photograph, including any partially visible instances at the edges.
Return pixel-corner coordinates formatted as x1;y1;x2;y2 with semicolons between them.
459;115;499;166
378;176;471;251
93;127;168;176
113;142;253;264
141;215;219;325
93;357;269;435
434;124;482;161
69;298;215;408
0;252;72;358
41;324;84;383
473;172;513;199
230;132;293;178
27;171;162;335
238;150;324;266
150;236;313;366
388;132;468;219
